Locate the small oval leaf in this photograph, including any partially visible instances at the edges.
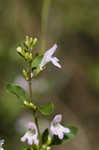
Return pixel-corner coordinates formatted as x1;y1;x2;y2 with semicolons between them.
32;55;43;69
6;83;27;101
39;102;54;115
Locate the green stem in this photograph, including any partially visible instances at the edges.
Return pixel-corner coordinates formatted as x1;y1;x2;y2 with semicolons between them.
29;80;32;102
34;111;41;139
28;61;41;149
28;63;33;102
41;0;51;52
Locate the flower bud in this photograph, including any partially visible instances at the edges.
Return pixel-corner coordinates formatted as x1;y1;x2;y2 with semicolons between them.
22;69;29;81
24;100;37;111
17;46;25;57
46;146;51;150
24;52;32;61
30;72;33;78
25;36;34;48
42;145;51;150
17;46;22;53
32;38;38;46
25;36;30;48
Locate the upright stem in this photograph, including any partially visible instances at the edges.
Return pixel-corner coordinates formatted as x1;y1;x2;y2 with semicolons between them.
34;111;41;139
29;80;32;102
28;61;41;149
28;62;33;102
41;0;51;52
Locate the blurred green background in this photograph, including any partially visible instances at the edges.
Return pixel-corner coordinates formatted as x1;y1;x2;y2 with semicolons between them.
0;0;99;149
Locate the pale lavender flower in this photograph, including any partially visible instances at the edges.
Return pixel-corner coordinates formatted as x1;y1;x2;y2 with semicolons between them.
0;139;4;150
49;114;70;139
21;122;39;145
40;44;61;70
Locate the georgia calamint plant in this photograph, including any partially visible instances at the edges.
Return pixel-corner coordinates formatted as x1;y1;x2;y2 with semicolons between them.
2;36;78;150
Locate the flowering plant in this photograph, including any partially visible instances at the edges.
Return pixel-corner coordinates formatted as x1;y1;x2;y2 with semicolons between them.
4;36;78;150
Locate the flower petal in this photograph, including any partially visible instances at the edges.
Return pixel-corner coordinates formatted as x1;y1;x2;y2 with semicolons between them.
51;57;61;68
50;125;58;136
44;44;57;57
21;134;27;142
53;114;62;123
28;136;33;145
21;132;30;143
33;136;39;145
58;124;70;133
28;122;37;131
52;57;59;62
57;130;64;139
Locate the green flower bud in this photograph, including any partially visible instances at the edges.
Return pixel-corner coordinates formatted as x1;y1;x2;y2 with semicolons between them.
42;145;46;149
24;100;37;111
24;52;32;61
30;37;33;44
17;46;22;53
24;36;38;51
46;146;51;150
17;46;25;57
32;38;38;46
22;69;29;81
30;72;33;78
25;52;29;59
25;36;34;48
25;36;30;48
42;145;51;150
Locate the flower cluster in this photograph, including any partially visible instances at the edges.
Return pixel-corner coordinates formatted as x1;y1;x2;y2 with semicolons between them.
21;114;70;148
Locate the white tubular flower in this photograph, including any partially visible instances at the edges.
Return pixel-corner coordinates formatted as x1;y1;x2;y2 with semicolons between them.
21;122;39;145
0;139;4;150
40;44;61;70
49;114;70;140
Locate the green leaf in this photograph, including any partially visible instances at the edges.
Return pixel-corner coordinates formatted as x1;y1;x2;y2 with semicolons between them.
39;102;54;115
42;128;49;144
6;83;27;101
32;55;43;69
51;126;78;145
65;126;78;140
